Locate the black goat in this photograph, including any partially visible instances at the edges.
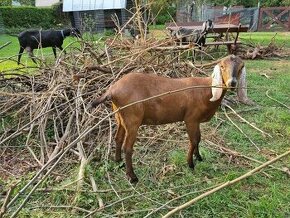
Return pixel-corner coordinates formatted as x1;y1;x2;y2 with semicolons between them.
17;28;81;65
127;23;149;40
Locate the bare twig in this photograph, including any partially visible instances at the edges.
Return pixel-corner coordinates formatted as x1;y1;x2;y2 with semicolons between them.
163;149;290;218
0;41;11;50
266;90;290;110
225;105;272;138
205;139;289;175
0;183;17;218
223;108;260;151
29;205;91;214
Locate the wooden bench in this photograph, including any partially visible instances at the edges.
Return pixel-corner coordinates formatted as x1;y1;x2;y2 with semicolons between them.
166;23;248;54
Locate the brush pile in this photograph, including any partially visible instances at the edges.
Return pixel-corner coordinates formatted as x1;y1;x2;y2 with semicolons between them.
0;26;225;215
0;35;209;170
237;35;286;59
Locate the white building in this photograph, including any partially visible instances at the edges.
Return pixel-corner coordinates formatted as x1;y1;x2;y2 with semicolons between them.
63;0;127;12
62;0;134;32
35;0;60;7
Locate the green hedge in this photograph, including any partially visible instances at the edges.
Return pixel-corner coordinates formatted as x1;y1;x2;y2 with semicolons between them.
0;6;70;32
0;0;12;6
0;6;54;28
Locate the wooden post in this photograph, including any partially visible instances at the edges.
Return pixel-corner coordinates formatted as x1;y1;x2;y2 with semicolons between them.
288;8;290;31
258;7;263;31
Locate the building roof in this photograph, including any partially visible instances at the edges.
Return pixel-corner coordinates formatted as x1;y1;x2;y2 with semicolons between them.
63;0;127;12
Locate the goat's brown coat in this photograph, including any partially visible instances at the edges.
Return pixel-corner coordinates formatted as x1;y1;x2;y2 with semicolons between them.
92;55;245;183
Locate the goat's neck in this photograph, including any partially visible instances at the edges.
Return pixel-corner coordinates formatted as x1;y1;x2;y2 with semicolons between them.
62;29;71;38
187;77;226;103
60;30;65;39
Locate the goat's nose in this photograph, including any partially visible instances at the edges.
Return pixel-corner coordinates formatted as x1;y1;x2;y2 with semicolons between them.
231;81;237;87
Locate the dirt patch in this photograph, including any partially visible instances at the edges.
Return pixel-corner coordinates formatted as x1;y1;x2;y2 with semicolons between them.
0;148;38;182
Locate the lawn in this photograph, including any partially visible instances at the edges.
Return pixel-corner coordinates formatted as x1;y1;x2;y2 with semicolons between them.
0;34;80;71
0;30;290;217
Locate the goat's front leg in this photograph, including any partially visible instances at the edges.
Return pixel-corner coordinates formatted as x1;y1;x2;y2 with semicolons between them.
18;47;24;65
200;46;203;64
185;122;202;169
123;128;138;183
52;47;57;59
192;47;197;63
58;46;66;55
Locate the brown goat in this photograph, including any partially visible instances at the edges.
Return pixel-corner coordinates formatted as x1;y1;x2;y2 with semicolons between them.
91;55;247;183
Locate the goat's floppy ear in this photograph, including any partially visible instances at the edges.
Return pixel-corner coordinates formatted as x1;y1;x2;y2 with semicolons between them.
237;66;246;99
210;64;223;102
237;66;254;105
201;21;207;32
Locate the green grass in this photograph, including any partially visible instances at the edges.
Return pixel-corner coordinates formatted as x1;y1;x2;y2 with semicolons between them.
240;32;290;47
1;31;290;217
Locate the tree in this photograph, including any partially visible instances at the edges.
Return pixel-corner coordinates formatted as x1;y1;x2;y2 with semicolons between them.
260;0;290;7
207;0;290;7
14;0;35;6
207;0;257;7
147;0;177;24
0;0;12;6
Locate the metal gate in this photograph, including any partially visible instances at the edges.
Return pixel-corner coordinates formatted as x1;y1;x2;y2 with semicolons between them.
258;7;290;31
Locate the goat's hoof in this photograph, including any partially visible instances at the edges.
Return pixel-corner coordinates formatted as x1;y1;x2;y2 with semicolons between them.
196;155;203;162
115;157;122;163
127;174;139;184
188;163;195;169
118;162;125;168
240;99;256;106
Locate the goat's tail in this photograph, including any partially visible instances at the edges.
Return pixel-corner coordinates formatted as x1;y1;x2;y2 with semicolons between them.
90;90;111;108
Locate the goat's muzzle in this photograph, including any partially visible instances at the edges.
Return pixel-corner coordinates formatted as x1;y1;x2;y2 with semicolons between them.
226;79;237;90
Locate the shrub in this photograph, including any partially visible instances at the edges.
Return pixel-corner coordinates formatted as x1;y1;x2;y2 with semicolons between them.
51;2;70;26
0;0;12;6
0;6;55;29
16;0;35;6
0;6;70;33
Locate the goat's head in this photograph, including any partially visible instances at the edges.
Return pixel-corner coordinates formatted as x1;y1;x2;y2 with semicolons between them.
70;28;81;38
169;27;182;40
210;55;246;102
201;19;214;33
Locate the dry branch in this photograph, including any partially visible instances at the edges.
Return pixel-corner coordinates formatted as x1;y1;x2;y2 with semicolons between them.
237;34;285;59
205;139;290;176
266;90;290;110
0;41;11;50
0;183;17;218
163;149;290;218
225;105;272;138
223;108;260;151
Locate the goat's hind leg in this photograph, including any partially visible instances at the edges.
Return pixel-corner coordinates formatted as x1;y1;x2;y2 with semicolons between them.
52;47;57;59
26;47;37;64
185;122;202;170
18;47;24;65
114;113;125;162
123;124;139;183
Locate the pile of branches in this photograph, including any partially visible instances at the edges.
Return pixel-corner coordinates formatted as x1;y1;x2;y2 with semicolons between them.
0;27;222;216
237;35;286;59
